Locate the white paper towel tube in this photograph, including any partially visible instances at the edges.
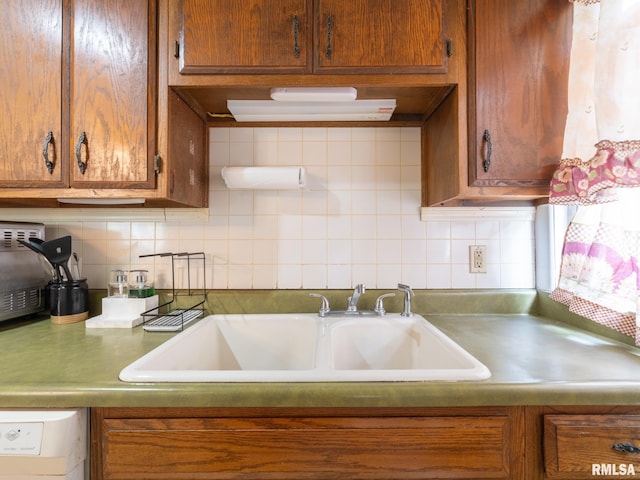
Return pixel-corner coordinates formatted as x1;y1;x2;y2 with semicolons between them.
221;166;306;190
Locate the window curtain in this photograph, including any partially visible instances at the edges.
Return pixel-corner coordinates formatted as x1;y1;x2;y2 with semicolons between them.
549;0;640;345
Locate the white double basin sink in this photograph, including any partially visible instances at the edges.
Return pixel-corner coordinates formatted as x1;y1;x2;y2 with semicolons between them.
119;313;491;382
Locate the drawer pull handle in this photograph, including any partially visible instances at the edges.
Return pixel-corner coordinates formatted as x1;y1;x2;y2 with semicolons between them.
75;131;88;175
42;131;55;174
482;129;492;173
293;16;300;58
613;442;640;454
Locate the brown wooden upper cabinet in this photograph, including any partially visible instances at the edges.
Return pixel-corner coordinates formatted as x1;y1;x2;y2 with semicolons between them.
0;0;64;187
314;0;446;74
468;0;572;191
177;0;447;75
0;0;156;191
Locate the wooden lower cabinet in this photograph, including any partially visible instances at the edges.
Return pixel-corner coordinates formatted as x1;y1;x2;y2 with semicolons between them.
525;406;640;480
91;406;525;479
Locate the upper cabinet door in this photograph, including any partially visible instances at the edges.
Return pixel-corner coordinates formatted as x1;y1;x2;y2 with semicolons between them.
70;0;156;189
179;0;311;74
0;0;65;187
314;0;447;74
468;0;572;188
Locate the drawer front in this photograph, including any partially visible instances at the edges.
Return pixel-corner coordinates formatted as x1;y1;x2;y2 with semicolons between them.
101;415;515;479
545;415;640;478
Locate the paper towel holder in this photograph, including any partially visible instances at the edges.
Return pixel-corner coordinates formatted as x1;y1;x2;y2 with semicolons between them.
221;166;307;190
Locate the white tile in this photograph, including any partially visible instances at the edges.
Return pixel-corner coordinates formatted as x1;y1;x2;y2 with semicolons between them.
351;166;376;191
376;190;402;215
303;127;327;141
303;141;328;165
377;239;402;265
278;128;302;141
376;166;402;191
253;239;278;264
351;190;377;215
252;265;277;289
328;239;352;263
426;264;451;288
352;141;376;165
210;141;230;167
451;264;477;289
351;238;375;264
131;222;155;240
327;264;352;289
302;265;327;288
376;141;401;165
278;141;302;165
228;265;253;289
451;221;475;239
278;239;302;264
351;215;377;239
426;239;451;263
327;214;352;239
228;239;253;265
401;139;421;165
401;264;427;288
401;214;427;239
451;239;471;265
209;127;229;143
302;215;327;239
279;215;302;239
302;239;327;264
327;141;352;165
327;128;351;141
230;127;253;142
425;221;451;239
402;239;427;264
254;141;278;165
277;265;302;288
376;215;402;239
228;191;254;215
229;141;253;165
253;128;278;142
352;264;377;286
253;193;279;216
377;264;402;288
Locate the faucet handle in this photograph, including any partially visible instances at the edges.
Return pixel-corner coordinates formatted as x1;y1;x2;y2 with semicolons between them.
309;293;330;317
374;293;395;316
397;283;415;317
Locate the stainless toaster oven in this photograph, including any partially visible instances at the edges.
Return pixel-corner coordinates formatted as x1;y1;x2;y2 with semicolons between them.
0;222;48;322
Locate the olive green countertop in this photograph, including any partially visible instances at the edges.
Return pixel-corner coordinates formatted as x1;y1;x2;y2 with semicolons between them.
1;289;640;408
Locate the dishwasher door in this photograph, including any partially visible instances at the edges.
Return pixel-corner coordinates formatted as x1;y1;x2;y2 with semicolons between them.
0;409;87;479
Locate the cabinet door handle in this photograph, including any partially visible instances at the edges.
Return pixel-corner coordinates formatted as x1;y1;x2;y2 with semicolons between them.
75;131;88;175
325;15;332;59
482;129;492;173
293;15;300;58
42;131;55;174
613;442;640;454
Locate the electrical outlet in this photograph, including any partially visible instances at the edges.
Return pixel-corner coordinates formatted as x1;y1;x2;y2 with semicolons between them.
469;245;487;273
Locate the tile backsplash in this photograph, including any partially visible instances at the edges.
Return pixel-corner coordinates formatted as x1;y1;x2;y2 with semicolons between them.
29;127;536;290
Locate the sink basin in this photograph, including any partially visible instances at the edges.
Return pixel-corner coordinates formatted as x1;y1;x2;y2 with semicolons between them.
119;313;490;382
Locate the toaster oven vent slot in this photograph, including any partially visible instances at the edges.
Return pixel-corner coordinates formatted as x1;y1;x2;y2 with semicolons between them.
1;288;43;315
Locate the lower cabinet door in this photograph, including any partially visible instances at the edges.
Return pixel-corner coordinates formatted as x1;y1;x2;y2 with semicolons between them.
94;408;522;479
545;414;640;479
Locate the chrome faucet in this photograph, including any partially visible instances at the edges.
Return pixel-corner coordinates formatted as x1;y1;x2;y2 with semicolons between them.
347;284;366;311
397;283;414;317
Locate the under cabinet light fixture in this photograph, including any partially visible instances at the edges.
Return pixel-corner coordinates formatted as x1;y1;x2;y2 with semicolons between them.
227;98;396;122
270;87;357;102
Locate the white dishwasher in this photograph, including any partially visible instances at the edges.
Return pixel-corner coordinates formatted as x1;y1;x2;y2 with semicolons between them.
0;409;87;479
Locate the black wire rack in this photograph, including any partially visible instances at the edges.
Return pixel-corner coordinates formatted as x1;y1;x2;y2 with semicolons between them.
139;252;207;332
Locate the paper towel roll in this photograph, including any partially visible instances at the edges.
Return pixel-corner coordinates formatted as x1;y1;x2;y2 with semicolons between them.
221;166;306;190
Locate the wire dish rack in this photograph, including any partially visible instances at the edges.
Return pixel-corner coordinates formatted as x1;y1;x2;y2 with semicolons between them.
139;252;207;332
